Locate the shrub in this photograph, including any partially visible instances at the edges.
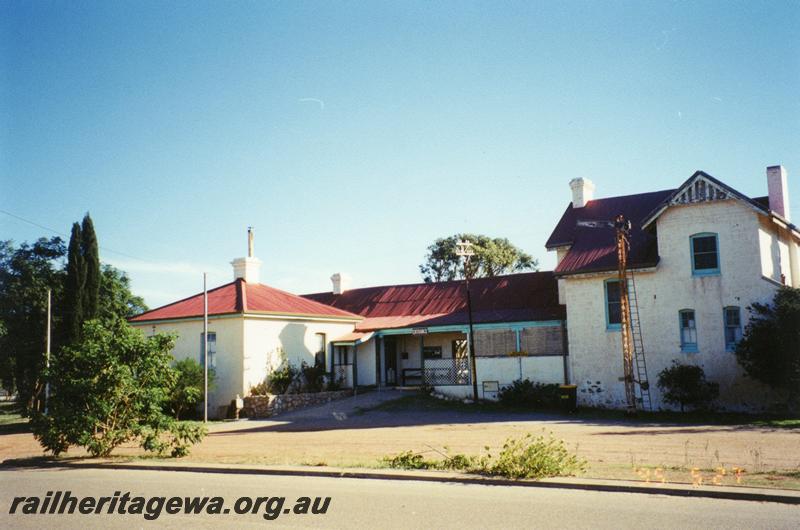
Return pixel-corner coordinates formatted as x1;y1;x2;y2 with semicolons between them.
735;287;800;405
300;361;326;393
167;358;215;420
657;361;719;412
265;360;299;395
498;379;560;409
30;317;206;457
488;433;586;479
382;432;585;479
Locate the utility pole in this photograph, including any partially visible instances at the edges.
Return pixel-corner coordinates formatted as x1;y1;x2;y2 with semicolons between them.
44;289;51;415
203;273;208;424
456;240;479;402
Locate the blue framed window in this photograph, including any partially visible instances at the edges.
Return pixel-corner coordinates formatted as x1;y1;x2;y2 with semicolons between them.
679;310;697;352
604;279;622;330
690;233;720;276
723;306;742;352
200;332;217;368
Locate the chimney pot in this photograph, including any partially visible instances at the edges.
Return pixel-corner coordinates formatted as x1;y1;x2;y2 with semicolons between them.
569;178;595;209
767;165;790;221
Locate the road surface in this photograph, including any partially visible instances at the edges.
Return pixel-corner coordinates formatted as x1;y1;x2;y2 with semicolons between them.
1;467;797;528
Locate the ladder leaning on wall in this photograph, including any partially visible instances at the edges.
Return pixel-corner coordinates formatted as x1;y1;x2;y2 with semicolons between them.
577;215;653;413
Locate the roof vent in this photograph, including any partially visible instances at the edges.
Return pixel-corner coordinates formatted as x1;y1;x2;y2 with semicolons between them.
767;165;790;221
569;178;595;209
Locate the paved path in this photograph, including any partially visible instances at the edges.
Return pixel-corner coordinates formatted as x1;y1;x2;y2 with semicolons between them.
2;467;798;529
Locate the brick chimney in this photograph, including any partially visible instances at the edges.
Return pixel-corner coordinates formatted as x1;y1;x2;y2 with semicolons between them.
231;227;262;283
331;272;351;295
569;178;595;209
767;165;790;221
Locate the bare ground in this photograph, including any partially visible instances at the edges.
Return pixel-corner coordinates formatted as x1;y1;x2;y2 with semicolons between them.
2;391;798;488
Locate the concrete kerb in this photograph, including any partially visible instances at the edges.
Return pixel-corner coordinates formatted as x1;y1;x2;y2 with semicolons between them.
5;459;800;505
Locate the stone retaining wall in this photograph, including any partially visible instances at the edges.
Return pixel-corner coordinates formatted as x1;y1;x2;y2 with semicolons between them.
243;389;353;418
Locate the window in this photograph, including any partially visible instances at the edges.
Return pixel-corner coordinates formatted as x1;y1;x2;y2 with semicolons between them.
423;346;442;359
200;332;217;368
604;279;622;330
691;233;720;275
724;306;742;351
679;310;697;352
314;333;326;367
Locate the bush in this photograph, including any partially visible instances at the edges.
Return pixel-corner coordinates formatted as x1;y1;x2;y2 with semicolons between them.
264;360;299;395
657;361;719;412
489;433;586;479
300;361;326;393
498;379;560;409
382;432;585;479
30;317;206;457
167;358;215;420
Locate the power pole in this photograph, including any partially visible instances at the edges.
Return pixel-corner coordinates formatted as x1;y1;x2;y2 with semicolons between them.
203;273;208;424
456;240;479;402
44;289;51;415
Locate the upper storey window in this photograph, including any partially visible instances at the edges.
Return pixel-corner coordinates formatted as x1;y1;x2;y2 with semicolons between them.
691;233;720;276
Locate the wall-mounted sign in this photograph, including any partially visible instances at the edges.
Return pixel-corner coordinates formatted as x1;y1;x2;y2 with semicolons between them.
411;328;428;335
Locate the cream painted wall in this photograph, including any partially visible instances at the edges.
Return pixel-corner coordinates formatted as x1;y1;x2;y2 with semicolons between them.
242;317;356;396
564;200;784;411
131;316;244;419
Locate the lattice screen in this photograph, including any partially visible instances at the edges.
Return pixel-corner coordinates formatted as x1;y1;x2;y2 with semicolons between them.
520;326;564;355
474;329;516;357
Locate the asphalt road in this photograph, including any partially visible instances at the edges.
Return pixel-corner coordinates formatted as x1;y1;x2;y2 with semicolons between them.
1;468;797;529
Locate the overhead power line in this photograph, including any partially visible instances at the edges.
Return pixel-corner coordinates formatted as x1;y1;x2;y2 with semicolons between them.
0;208;153;263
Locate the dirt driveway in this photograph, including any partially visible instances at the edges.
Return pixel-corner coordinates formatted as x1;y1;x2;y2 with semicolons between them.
3;390;798;486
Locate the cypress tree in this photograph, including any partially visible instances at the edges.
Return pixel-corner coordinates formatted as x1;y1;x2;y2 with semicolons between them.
64;222;85;343
81;213;100;320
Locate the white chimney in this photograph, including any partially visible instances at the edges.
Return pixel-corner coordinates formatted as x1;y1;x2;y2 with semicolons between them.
767;165;790;221
569;178;595;209
231;227;262;283
331;272;351;295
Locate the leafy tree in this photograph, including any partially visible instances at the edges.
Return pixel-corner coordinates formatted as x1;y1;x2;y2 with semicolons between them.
735;287;800;404
31;317;206;457
0;238;66;406
98;264;148;320
64;222;85;344
656;362;719;412
419;234;538;282
167;358;215;420
81;214;100;320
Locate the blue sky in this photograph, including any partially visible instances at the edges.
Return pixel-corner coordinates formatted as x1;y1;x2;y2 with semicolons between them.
2;1;799;308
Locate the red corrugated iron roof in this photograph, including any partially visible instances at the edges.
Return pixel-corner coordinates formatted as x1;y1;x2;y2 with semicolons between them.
545;189;675;276
129;279;362;323
303;272;565;331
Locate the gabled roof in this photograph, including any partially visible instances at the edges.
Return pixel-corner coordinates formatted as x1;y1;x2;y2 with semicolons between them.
545;189;674;276
640;170;771;229
129;279;362;323
302;272;565;331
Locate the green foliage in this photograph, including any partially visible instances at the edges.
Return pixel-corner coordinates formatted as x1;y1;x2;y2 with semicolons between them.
382;433;585;479
64;222;85;345
498;379;560;409
80;214;100;320
31;317;206;457
735;287;800;401
656;362;719;412
420;234;538;283
300;361;326;393
0;237;66;405
488;433;586;479
167;358;215;420
98;265;148;320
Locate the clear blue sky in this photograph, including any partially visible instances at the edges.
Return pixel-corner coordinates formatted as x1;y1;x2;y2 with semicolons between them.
2;1;798;308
